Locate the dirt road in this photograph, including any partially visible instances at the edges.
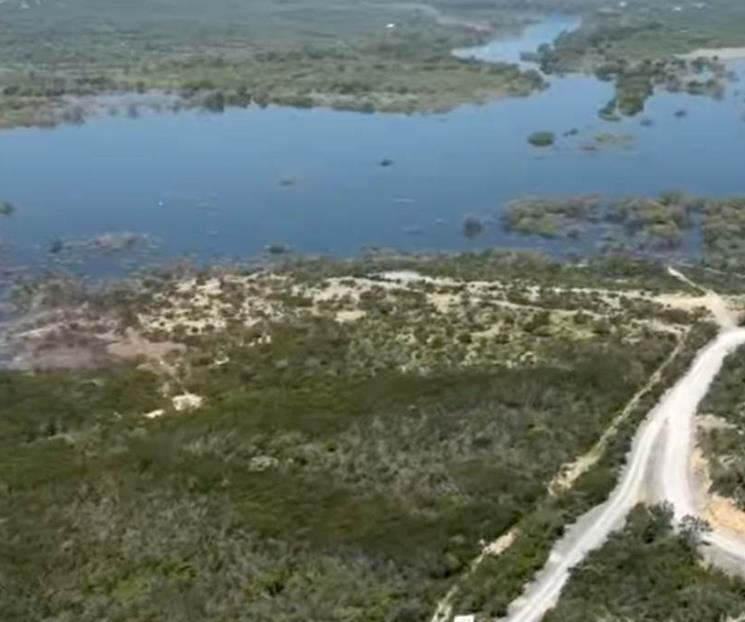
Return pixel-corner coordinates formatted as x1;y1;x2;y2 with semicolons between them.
498;276;745;622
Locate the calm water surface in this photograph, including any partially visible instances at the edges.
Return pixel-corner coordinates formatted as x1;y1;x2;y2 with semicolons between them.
1;15;745;275
453;14;581;66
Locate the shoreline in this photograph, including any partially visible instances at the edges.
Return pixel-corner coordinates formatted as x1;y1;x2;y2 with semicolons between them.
679;47;745;61
0;77;544;132
0;14;563;132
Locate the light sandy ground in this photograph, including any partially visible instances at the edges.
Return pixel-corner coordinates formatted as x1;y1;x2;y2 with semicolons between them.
665;267;740;327
335;309;366;323
105;330;185;361
141;393;201;420
142;393;203;419
384;2;493;33
692;447;745;540
707;497;745;539
140;275;268;333
172;392;203;412
134;269;737;354
381;271;702;326
679;47;745;61
3;318;186;370
383;269;737;327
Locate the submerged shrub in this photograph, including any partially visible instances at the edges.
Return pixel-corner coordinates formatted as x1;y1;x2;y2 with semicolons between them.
527;131;556;147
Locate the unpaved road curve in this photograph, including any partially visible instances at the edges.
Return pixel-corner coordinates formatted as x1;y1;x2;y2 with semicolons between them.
657;328;745;560
500;327;745;622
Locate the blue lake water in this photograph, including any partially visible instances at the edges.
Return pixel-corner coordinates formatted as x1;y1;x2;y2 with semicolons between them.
454;14;581;67
1;14;745;276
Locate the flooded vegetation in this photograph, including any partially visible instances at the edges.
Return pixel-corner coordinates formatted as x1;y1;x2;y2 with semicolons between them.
3;49;745;277
1;5;745;278
499;193;745;270
0;0;549;127
5;1;745;620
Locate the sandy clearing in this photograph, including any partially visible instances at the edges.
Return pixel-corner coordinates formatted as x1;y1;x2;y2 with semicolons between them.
135;268;736;346
692;434;745;541
706;495;745;540
335;309;366;323
105;331;185;361
383;269;736;321
172;392;203;412
679;47;745;61
388;2;493;33
666;267;740;327
142;393;203;419
657;292;737;327
138;275;281;333
427;292;457;313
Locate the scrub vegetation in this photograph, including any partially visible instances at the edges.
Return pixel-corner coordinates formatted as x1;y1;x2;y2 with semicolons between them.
544;504;745;621
4;1;745;616
700;347;745;511
500;192;745;269
3;0;744;127
0;0;546;128
0;252;725;621
445;319;718;619
532;0;745;117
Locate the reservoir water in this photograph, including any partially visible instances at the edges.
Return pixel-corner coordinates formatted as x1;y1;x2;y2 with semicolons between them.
1;14;745;277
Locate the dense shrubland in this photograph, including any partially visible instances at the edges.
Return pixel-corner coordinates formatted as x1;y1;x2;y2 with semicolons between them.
544;504;745;621
533;0;744;117
499;192;745;269
0;254;710;621
0;0;546;127
3;0;744;126
449;321;718;618
700;348;745;510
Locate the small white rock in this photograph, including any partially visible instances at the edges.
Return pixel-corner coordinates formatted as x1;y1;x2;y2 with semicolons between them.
249;455;279;472
172;393;203;412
